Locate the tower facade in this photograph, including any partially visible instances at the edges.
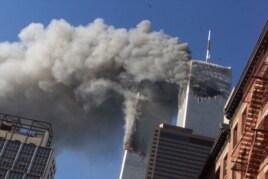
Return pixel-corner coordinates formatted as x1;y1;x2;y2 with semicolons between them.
119;83;177;179
119;102;174;179
0;113;56;179
177;60;232;138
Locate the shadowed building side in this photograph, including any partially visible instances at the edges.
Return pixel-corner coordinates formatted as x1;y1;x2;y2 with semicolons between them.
146;123;214;179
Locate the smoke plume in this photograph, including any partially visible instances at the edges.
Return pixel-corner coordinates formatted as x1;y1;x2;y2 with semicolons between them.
0;19;190;157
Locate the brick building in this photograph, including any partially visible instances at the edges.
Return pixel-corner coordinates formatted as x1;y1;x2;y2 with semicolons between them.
199;21;268;179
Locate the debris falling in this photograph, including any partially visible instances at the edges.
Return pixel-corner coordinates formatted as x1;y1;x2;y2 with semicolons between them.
0;18;190;156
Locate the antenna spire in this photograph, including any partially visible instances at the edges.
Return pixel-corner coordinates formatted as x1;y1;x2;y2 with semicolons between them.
205;30;211;63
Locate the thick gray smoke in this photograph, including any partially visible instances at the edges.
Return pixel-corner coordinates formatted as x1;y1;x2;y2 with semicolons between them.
0;18;190;156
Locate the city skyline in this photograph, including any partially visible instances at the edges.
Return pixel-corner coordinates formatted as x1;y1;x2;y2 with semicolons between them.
0;1;267;178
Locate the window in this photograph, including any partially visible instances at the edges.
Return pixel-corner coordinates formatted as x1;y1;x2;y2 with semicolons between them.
0;168;7;178
233;125;238;148
29;147;52;176
223;155;228;178
0;141;21;169
8;171;24;179
241;108;247;134
14;144;36;172
215;167;220;179
232;171;236;179
24;174;40;179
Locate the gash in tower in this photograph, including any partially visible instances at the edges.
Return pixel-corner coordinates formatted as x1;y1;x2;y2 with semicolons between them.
177;31;232;138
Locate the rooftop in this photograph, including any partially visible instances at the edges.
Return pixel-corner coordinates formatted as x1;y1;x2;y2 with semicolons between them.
0;113;53;147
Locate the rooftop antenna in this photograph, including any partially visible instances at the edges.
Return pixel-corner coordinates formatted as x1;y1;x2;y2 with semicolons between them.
205;30;211;63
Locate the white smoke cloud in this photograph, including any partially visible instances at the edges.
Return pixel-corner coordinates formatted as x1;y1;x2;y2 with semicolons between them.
0;18;190;156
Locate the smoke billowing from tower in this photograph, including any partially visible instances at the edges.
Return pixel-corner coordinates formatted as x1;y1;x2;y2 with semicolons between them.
123;92;141;151
0;18;190;157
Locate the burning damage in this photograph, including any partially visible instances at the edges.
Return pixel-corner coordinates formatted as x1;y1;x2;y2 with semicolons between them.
124;92;141;152
124;80;179;156
190;61;231;98
0;18;190;157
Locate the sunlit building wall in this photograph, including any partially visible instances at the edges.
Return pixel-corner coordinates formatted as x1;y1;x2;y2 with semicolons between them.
177;60;232;138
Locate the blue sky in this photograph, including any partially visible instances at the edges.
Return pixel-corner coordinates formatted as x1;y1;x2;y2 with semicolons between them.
0;0;267;179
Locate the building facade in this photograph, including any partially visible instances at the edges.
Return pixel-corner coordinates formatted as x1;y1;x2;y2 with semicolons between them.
199;21;268;179
0;113;56;179
146;123;214;179
119;85;177;179
177;60;232;138
119;102;174;179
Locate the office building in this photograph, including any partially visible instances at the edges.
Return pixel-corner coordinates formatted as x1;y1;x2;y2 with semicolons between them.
0;113;56;179
146;123;214;179
177;60;232;138
199;21;268;179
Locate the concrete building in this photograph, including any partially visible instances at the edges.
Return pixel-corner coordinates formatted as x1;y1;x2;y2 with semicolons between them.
146;123;214;179
177;60;232;138
0;113;56;179
199;21;268;179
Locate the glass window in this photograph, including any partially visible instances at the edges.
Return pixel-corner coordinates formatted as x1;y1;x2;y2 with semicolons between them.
233;125;238;148
0;168;8;178
8;171;24;179
215;167;220;179
232;170;236;179
0;138;6;153
0;140;20;169
24;174;40;179
29;147;51;176
241;108;247;134
14;144;36;172
223;155;228;178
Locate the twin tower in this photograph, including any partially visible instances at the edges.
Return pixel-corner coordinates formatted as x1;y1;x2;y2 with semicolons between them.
120;33;232;179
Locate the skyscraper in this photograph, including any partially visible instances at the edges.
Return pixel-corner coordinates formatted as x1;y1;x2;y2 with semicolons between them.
119;83;178;179
146;123;214;179
120;60;231;178
177;60;232;138
120;98;174;179
0;113;56;179
119;60;231;179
